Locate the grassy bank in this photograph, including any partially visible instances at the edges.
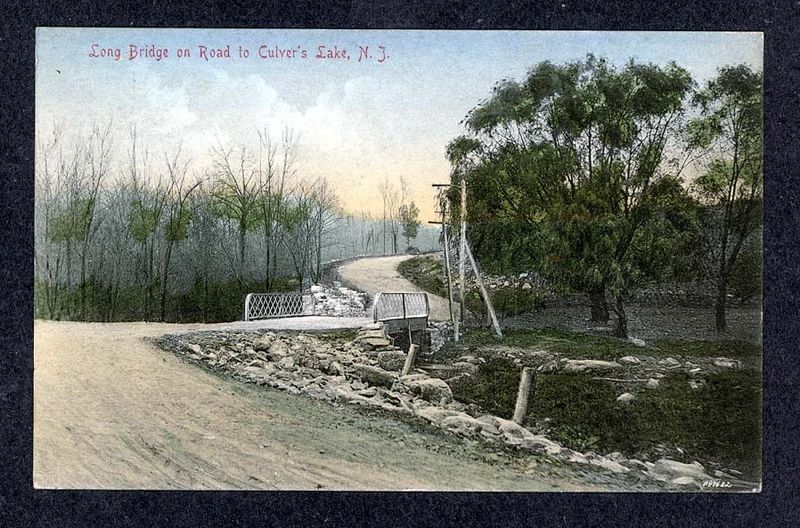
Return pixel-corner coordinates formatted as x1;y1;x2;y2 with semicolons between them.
441;328;762;480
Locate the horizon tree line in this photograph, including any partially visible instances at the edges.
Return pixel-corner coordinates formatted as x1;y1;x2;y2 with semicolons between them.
34;125;431;323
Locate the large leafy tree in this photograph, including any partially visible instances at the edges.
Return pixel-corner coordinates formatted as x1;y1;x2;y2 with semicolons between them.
687;65;763;332
448;56;701;337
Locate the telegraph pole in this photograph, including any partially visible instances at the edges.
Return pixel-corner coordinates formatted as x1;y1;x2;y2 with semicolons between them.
459;176;467;324
431;183;459;340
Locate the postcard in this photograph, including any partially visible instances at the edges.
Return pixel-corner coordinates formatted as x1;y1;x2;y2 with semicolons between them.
34;28;762;491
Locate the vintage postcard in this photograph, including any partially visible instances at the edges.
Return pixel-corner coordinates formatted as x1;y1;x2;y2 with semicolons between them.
34;28;762;491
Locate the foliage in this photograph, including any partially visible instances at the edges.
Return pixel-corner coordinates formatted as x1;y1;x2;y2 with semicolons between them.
447;56;707;336
687;65;763;331
399;201;420;246
128;199;160;243
49;198;95;243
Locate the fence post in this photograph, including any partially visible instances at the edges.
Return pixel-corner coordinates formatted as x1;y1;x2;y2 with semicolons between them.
244;294;251;321
402;344;420;376
512;367;534;424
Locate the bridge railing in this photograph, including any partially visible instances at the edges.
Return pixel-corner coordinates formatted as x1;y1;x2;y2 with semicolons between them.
372;292;430;333
244;292;316;321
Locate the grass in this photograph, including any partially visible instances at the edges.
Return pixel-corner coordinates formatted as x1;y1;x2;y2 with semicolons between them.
435;327;762;363
448;355;761;479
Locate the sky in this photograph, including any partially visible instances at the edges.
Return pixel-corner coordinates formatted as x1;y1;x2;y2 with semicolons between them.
36;29;763;221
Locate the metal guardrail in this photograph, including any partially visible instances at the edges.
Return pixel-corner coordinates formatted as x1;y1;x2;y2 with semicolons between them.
244;292;316;321
373;292;430;332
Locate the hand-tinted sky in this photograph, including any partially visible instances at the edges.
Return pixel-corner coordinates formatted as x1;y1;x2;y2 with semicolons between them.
36;28;762;221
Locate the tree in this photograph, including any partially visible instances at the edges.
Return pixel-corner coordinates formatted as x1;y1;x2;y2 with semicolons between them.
125;128;168;321
209;142;261;289
255;128;295;290
687;65;763;332
308;177;339;281
160;147;201;321
448;56;701;337
399;201;420;247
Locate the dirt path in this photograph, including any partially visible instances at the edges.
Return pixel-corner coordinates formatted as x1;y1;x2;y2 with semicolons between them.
337;254;455;322
34;320;610;490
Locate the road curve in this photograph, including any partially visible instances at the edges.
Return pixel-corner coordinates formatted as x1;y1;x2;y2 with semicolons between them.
34;320;603;490
336;254;456;322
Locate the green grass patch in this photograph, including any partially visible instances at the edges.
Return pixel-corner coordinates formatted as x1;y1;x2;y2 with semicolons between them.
449;355;761;478
531;370;761;478
435;327;762;363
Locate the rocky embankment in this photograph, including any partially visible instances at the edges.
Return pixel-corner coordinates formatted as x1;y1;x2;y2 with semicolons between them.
310;282;370;317
154;324;738;490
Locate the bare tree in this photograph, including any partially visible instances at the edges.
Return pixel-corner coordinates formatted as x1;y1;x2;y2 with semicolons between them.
210;141;261;289
309;176;339;281
160;146;202;321
255;128;297;290
125;127;169;321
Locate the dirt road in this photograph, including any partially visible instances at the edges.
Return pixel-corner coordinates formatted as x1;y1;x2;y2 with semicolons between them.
34;320;608;490
337;254;455;321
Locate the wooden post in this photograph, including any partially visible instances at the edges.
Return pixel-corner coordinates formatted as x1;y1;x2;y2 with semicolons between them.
513;367;534;424
458;176;467;324
465;240;502;338
402;344;419;376
442;223;459;341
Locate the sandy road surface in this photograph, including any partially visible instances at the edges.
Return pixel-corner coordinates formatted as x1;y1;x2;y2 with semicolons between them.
34;320;606;490
337;254;456;322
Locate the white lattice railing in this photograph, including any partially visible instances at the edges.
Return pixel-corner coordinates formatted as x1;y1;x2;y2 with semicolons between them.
244;292;316;321
373;292;429;322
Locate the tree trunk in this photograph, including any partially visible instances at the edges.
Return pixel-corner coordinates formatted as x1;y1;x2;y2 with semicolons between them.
160;241;174;322
147;239;155;322
203;272;209;324
589;287;609;323
613;295;628;338
65;240;72;319
79;242;88;321
238;224;246;287
715;279;728;333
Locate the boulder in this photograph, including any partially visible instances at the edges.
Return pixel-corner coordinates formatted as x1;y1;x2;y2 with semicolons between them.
658;357;681;368
350;364;397;389
618;355;641;365
495;418;532;439
475;415;501;435
397;375;454;404
628;337;647;347
520;435;562;453
563;359;621;373
616;392;636;403
713;357;738;369
253;333;276;352
268;340;291;358
185;343;202;354
377;350;407;371
278;356;296;370
441;414;484;435
646;378;660;390
650;459;710;482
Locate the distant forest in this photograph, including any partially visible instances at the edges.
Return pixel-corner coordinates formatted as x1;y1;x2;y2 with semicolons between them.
34;126;437;323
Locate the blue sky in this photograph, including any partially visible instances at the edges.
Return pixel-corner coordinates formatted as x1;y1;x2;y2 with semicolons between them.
36;28;763;220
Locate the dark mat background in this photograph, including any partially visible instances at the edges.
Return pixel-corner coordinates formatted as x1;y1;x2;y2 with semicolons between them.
2;1;798;526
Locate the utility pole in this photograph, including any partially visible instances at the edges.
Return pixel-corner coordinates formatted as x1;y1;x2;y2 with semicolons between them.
431;183;459;340
459;176;467;324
